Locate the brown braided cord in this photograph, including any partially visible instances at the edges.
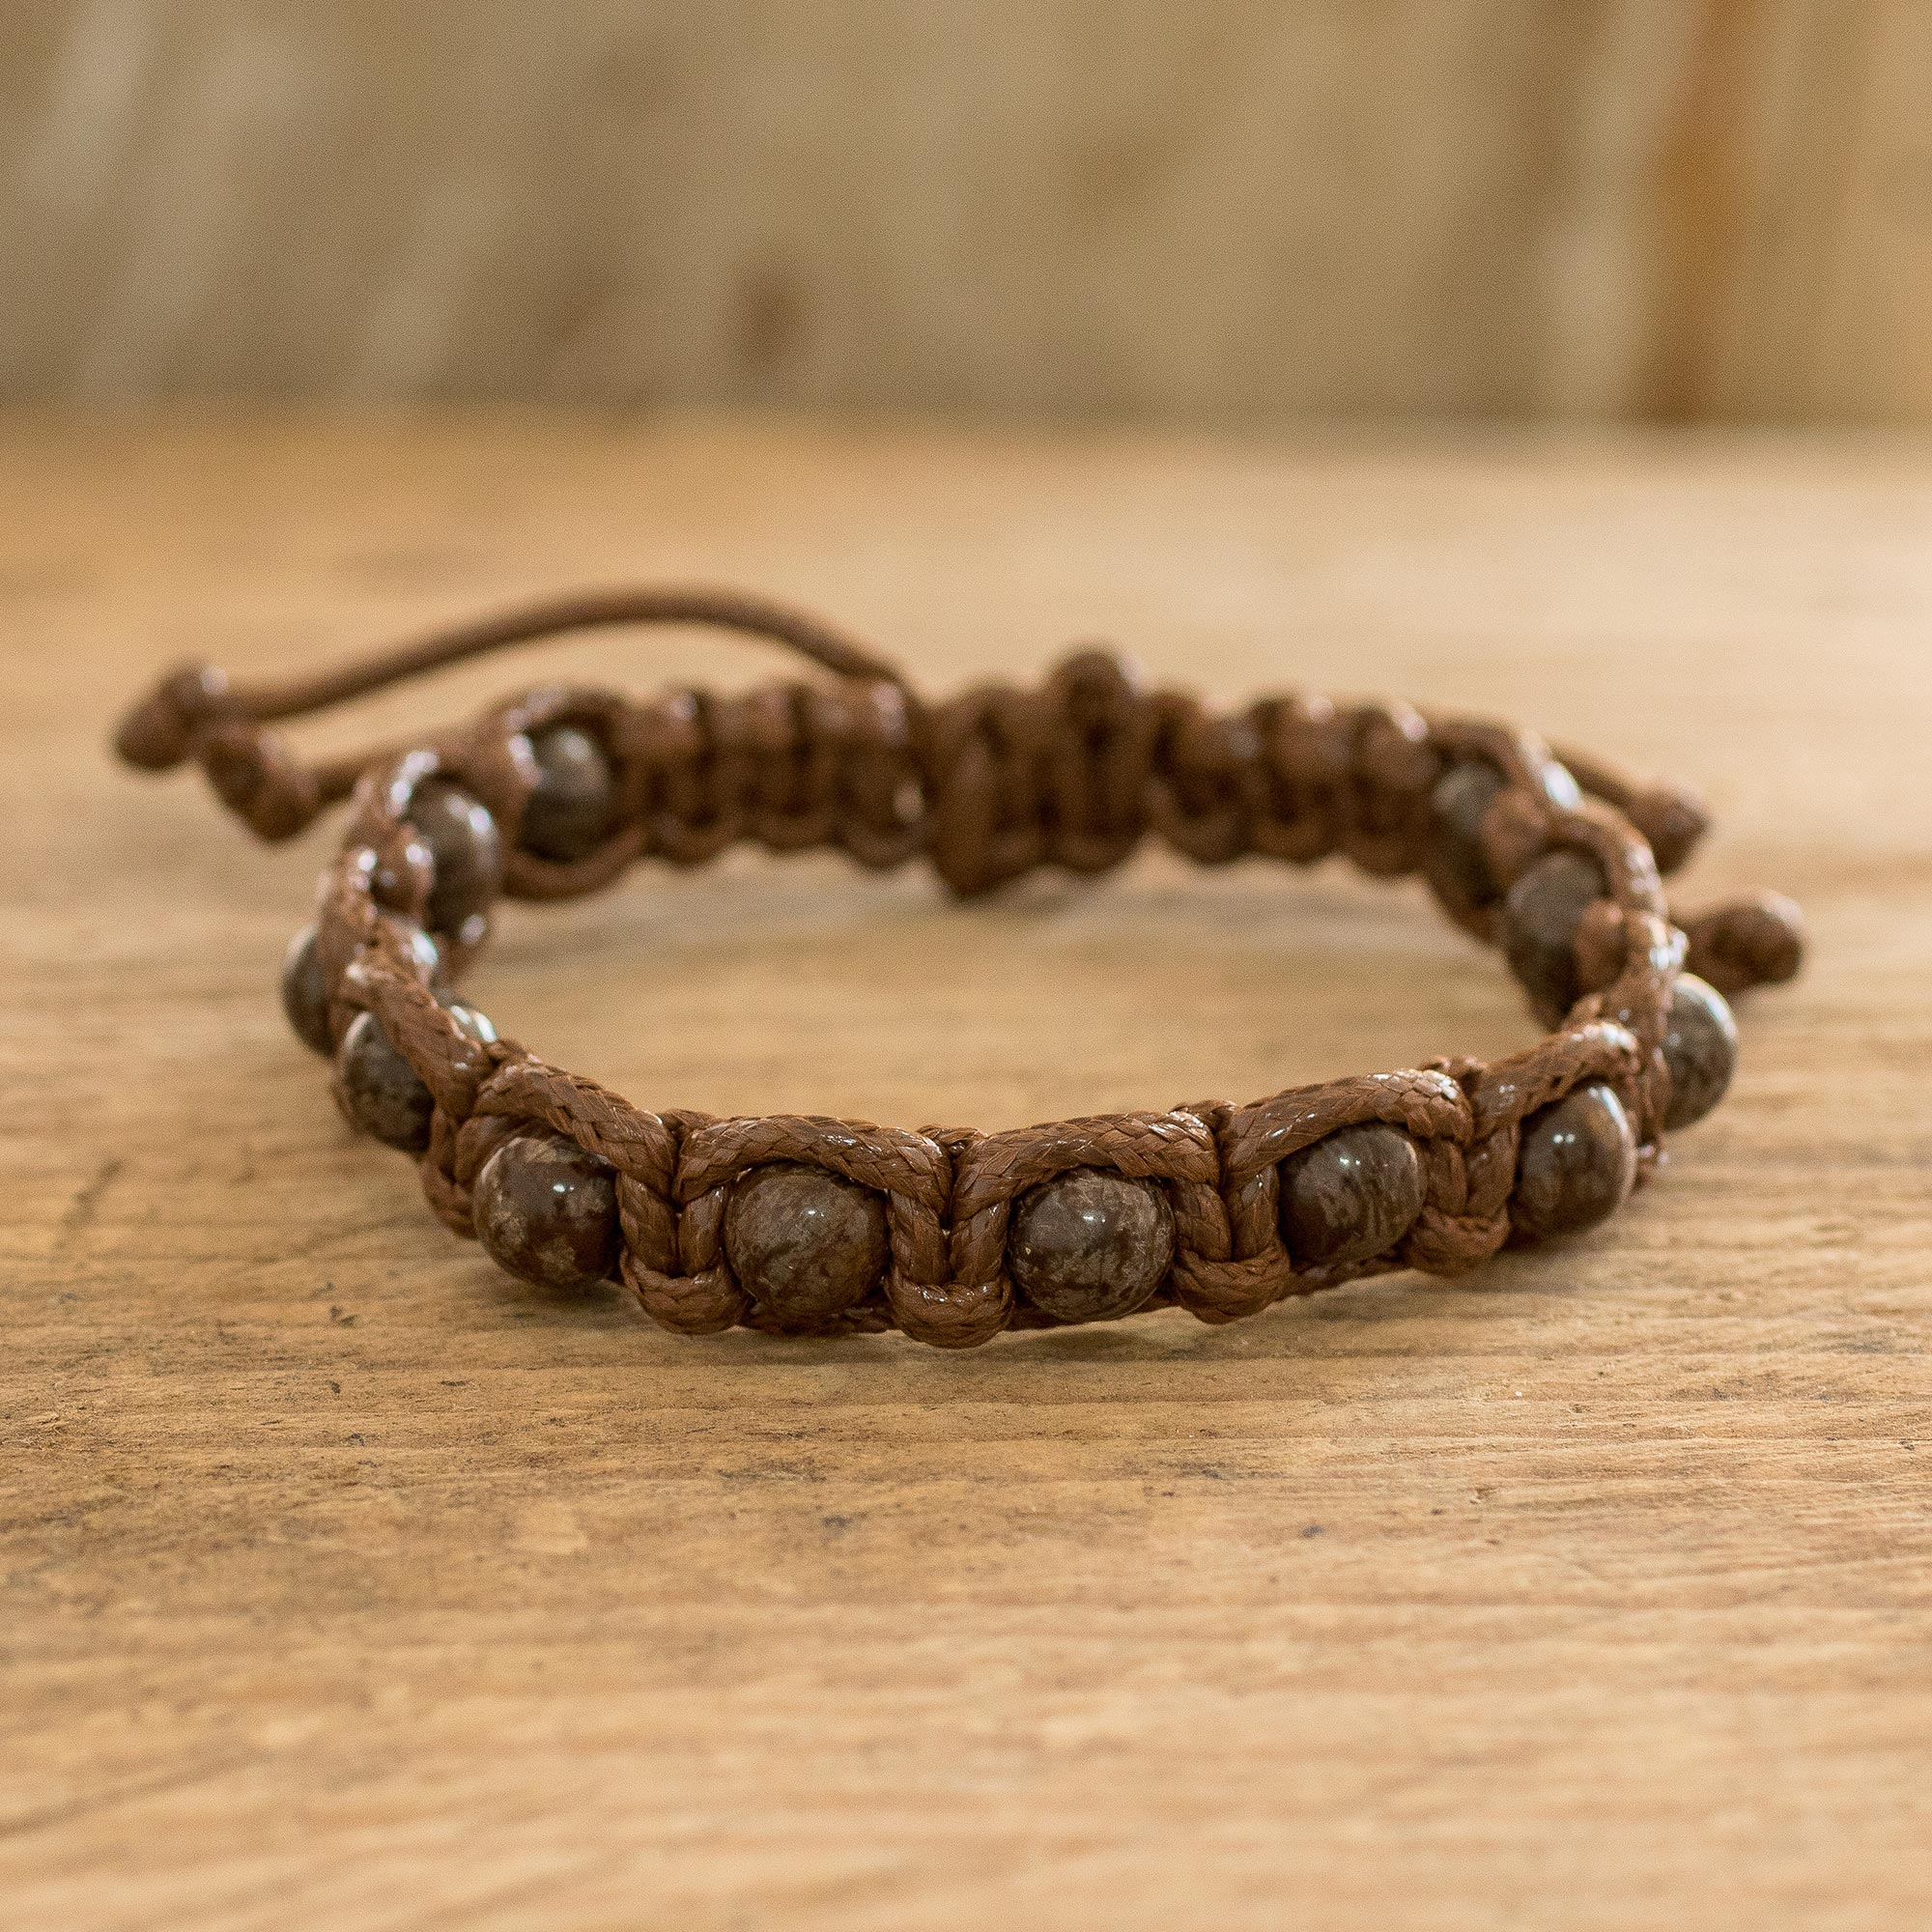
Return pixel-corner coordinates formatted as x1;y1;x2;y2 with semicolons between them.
115;588;1806;1347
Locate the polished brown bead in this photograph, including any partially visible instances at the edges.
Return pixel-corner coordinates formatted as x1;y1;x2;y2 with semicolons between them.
1662;972;1738;1130
1502;849;1608;1023
333;998;497;1153
474;1130;619;1291
723;1162;890;1322
1428;761;1505;912
1510;1079;1637;1246
1009;1168;1175;1323
519;724;617;863
409;778;503;942
1279;1123;1427;1269
281;922;441;1057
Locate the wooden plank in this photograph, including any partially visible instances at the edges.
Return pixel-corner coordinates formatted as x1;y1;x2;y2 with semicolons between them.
0;2;1928;423
1;415;1929;1929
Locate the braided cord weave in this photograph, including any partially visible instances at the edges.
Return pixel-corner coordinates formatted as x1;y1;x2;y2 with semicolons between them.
117;590;1804;1348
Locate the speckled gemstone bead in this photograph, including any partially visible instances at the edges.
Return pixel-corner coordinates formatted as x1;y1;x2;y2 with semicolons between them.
409;778;503;943
280;923;336;1056
1009;1168;1175;1323
280;921;441;1057
474;1130;619;1291
1279;1123;1427;1270
723;1161;890;1322
1428;761;1505;913
1510;1079;1636;1245
1662;972;1738;1130
1502;849;1608;1023
332;997;497;1153
519;724;617;863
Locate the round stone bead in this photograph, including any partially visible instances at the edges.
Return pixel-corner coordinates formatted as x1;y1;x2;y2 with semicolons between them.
1009;1168;1175;1323
474;1130;619;1291
1428;761;1505;912
1279;1123;1427;1270
280;924;334;1056
1502;849;1608;1023
333;998;497;1154
408;779;503;941
723;1162;890;1322
281;922;441;1057
1662;972;1739;1130
519;724;617;864
1510;1079;1637;1246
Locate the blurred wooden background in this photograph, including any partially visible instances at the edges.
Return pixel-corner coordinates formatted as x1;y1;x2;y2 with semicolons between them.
2;0;1930;424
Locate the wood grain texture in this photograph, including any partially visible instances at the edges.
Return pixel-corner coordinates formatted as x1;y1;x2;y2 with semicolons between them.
1;1;1930;424
2;413;1930;1930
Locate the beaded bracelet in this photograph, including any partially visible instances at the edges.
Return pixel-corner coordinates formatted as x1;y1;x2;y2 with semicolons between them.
116;589;1804;1348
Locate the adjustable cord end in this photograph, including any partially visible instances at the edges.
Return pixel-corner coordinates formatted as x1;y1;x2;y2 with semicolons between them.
1680;892;1805;995
113;662;233;771
200;724;326;841
1625;782;1710;875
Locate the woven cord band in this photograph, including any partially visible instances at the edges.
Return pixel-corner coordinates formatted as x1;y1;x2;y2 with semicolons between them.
116;590;1804;1348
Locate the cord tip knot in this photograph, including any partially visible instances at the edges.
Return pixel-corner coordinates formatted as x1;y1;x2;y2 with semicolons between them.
1630;782;1711;873
1681;892;1805;995
200;723;324;841
113;662;234;771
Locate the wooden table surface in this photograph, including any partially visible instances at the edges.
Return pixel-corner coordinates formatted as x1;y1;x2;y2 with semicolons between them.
3;416;1928;1931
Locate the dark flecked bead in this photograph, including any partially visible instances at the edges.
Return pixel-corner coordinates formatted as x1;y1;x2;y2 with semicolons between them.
1502;849;1609;1023
282;922;441;1057
1009;1168;1175;1323
1511;1079;1637;1246
519;724;617;863
280;924;334;1056
1279;1123;1427;1270
723;1162;890;1322
1662;972;1738;1130
474;1130;619;1291
1429;761;1505;912
333;998;497;1154
409;779;503;940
